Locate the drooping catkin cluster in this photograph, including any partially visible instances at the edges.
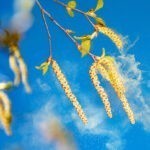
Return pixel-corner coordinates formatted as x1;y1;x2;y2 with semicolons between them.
9;45;31;93
96;55;135;124
51;59;88;124
97;26;123;50
0;91;12;135
89;62;112;118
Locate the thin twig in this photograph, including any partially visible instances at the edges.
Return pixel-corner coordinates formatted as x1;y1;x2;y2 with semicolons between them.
54;0;95;28
36;0;96;60
84;15;95;28
41;10;52;56
36;0;79;47
88;52;97;61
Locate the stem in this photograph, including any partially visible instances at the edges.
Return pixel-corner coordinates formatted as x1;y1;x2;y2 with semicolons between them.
54;0;85;15
54;0;95;28
88;52;97;61
85;15;95;28
41;10;52;57
36;0;96;61
36;0;79;47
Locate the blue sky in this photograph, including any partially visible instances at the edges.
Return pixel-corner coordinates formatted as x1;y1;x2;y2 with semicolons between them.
0;0;150;149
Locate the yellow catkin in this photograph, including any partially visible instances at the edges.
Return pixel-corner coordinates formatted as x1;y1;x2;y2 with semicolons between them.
0;91;12;135
96;61;110;81
9;54;21;86
51;59;88;124
89;62;112;118
97;26;123;49
10;46;31;93
98;56;125;93
99;57;135;124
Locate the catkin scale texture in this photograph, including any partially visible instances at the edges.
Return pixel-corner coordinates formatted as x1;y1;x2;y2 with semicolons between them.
98;57;135;124
51;59;88;124
89;63;112;118
98;58;125;93
96;62;110;81
98;27;123;50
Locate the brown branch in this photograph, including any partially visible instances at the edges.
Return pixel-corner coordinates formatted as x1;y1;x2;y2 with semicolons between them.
41;10;52;56
36;0;79;48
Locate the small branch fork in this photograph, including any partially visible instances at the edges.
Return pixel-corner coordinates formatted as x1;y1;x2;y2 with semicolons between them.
35;0;97;60
54;0;95;28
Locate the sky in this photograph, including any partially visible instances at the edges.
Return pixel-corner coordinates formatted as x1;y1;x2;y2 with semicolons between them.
0;0;150;150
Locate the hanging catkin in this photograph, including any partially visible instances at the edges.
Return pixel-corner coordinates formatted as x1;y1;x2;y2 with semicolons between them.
97;26;123;50
51;59;88;124
9;46;31;93
98;56;125;93
89;62;112;118
96;62;110;81
0;91;12;135
9;54;21;86
98;56;135;124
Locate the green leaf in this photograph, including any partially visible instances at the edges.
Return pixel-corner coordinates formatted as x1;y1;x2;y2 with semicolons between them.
66;7;74;17
36;61;50;75
66;1;76;17
67;1;76;9
95;0;104;11
79;39;91;56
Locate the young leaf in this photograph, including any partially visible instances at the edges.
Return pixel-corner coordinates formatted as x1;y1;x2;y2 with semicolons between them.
95;0;104;11
66;7;74;17
36;61;50;75
66;1;76;17
67;1;76;9
79;39;91;56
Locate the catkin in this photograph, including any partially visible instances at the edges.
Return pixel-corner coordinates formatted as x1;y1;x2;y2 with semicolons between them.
97;26;123;50
0;91;12;135
99;57;135;124
51;59;88;124
9;46;31;93
9;54;21;86
96;61;110;81
98;57;125;93
89;62;112;118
